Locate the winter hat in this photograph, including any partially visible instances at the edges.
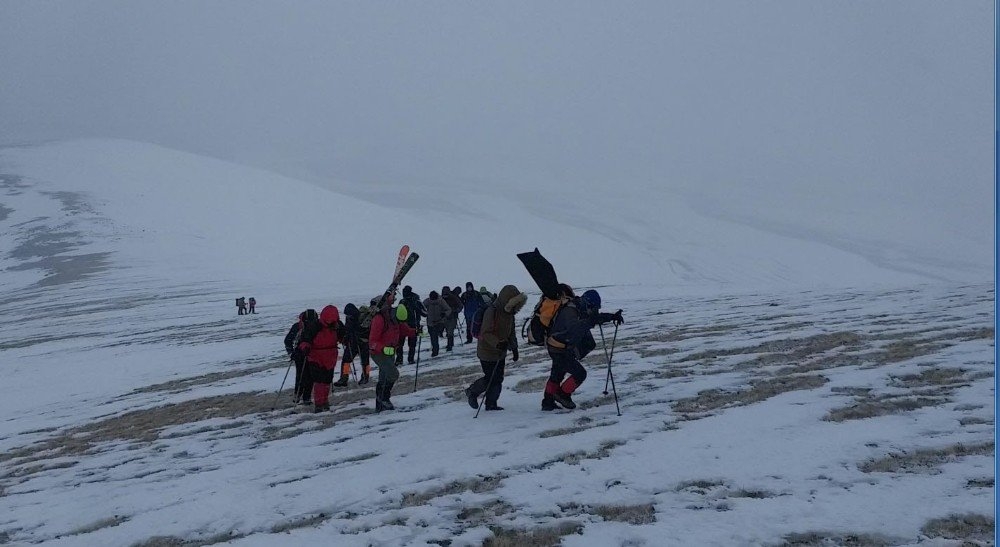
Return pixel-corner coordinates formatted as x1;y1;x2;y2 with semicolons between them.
466;282;474;290
558;283;575;298
395;304;408;322
581;290;601;310
369;297;379;306
453;286;461;295
429;290;439;299
403;285;413;297
344;303;358;317
479;286;489;294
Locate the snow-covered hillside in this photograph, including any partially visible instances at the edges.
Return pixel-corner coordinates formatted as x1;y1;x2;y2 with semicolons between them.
0;140;993;546
0;140;989;300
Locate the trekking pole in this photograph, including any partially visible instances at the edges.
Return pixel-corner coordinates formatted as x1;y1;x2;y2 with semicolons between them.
413;331;423;391
349;338;360;386
474;357;503;418
270;357;294;410
598;324;622;416
601;322;619;394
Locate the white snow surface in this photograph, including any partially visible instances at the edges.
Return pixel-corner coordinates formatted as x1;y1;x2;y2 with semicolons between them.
0;140;994;546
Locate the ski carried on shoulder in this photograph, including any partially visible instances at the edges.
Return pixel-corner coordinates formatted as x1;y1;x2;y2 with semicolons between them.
361;245;419;331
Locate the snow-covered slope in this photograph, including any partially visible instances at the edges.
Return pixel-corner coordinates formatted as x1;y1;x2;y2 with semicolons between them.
0;140;993;545
0;139;987;302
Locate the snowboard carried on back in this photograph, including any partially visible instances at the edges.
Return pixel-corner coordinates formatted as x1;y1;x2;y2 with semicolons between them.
517;248;568;346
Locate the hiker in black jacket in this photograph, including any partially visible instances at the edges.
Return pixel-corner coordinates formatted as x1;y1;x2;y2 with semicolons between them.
543;289;623;411
285;309;319;404
399;286;427;364
337;303;371;386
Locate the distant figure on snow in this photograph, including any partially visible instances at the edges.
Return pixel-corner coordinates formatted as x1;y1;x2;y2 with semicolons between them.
236;296;247;315
248;297;257;314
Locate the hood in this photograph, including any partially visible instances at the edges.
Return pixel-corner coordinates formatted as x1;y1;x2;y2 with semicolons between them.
429;291;439;300
497;285;528;314
320;305;340;326
344;303;359;317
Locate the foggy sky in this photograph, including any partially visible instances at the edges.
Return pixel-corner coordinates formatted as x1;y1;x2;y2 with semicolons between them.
0;1;993;211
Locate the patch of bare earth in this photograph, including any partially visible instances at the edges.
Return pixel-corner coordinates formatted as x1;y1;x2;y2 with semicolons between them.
672;375;828;415
776;531;902;547
858;442;994;474
589;503;656;525
680;332;863;364
824;366;980;422
401;474;506;507
921;514;994;545
484;521;583;547
456;500;515;527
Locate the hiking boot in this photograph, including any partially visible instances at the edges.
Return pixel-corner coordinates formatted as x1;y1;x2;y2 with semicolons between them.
552;390;576;410
541;398;557;411
332;375;349;387
375;398;384;412
431;351;439;357
408;358;415;364
464;387;479;410
359;373;370;385
300;399;313;406
378;397;394;411
485;404;504;411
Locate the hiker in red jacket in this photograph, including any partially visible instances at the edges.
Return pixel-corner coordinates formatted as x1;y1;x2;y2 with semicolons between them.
297;305;343;413
368;292;416;411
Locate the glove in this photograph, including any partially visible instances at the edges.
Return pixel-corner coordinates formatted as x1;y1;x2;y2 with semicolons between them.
612;310;624;326
382;346;395;356
417;325;424;335
511;348;519;362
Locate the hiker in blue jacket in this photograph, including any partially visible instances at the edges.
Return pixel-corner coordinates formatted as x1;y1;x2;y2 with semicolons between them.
543;289;623;411
461;282;484;344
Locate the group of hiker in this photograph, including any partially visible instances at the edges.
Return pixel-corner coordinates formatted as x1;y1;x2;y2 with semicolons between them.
282;281;623;415
236;296;257;315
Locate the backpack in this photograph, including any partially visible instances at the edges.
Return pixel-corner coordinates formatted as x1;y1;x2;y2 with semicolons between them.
522;296;566;346
471;304;491;339
356;305;372;342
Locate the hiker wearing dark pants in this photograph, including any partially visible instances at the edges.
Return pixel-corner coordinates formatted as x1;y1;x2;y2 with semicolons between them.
465;285;527;411
543;289;623;411
423;291;451;357
400;286;426;364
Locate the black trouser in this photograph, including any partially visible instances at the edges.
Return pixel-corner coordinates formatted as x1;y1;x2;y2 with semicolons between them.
342;341;370;373
428;324;443;354
444;317;456;349
396;333;419;365
468;358;505;407
406;333;418;363
464;311;475;342
295;355;313;402
547;350;587;391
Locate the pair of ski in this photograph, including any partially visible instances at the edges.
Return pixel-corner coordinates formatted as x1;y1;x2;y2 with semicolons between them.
360;245;419;331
